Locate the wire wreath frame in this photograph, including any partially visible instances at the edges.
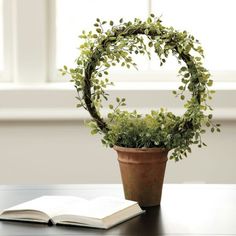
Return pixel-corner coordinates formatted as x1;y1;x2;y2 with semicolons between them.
61;15;220;160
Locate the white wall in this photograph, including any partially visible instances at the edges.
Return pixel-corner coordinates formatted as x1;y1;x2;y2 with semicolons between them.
0;119;235;184
0;84;235;184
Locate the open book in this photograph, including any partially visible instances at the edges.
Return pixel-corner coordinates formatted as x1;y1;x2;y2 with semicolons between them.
0;196;144;229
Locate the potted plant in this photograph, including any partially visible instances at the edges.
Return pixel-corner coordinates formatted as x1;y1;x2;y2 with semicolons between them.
61;14;220;207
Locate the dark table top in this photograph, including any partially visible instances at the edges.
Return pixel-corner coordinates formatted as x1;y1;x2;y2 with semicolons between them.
0;184;235;236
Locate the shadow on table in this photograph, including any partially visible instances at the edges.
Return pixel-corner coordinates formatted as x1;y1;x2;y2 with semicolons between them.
113;205;164;236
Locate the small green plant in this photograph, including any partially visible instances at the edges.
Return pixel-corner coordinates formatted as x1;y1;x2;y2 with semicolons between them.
61;14;220;161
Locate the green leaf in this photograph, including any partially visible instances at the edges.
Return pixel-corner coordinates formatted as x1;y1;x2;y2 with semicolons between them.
96;28;102;33
91;129;98;135
207;80;213;86
185;44;192;53
180;66;187;72
208;114;213;119
144;29;149;35
184;73;190;78
147;17;152;23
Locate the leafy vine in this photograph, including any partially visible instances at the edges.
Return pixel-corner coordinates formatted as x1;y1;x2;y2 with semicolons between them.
61;14;220;161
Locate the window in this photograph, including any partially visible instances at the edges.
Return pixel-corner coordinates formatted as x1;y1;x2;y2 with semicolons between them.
55;0;149;81
0;0;4;72
54;0;236;82
1;0;236;83
152;0;236;72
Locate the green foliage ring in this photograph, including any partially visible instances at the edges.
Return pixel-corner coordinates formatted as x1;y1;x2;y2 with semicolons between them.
61;15;220;161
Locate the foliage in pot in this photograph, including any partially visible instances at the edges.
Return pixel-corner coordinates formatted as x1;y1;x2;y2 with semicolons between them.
61;14;220;205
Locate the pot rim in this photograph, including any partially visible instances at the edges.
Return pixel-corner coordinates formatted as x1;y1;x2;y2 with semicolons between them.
113;145;170;153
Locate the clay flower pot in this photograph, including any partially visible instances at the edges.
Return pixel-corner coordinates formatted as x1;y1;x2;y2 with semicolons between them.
114;146;168;207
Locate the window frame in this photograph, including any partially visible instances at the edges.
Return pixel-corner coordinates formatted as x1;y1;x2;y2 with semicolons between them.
0;0;49;83
0;0;13;82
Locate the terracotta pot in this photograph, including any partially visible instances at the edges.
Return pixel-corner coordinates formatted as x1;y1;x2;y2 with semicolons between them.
114;146;168;207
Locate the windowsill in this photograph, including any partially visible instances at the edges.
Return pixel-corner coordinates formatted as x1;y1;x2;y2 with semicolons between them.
0;107;235;121
0;81;236;121
1;81;236;91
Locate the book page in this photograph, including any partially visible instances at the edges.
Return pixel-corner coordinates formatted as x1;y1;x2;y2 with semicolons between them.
89;197;137;218
2;196;88;218
56;197;137;219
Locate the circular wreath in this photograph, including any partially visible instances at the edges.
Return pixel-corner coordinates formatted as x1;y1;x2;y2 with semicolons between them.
61;14;220;161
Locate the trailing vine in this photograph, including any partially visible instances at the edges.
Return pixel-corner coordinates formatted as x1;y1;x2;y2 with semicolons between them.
61;14;220;161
